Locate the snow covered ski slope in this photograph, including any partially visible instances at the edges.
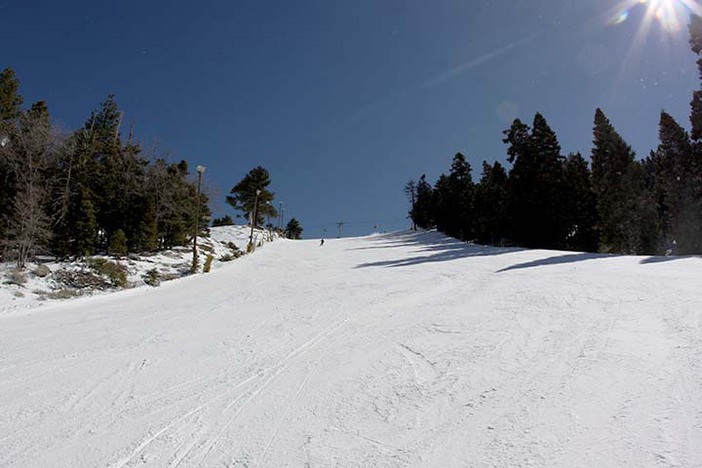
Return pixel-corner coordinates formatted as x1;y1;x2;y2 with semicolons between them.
1;231;701;467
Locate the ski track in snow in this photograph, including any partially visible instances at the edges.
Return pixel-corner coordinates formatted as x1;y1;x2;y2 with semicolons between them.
1;231;701;467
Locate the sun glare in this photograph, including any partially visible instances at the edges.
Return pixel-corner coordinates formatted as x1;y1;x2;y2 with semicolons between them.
611;0;702;33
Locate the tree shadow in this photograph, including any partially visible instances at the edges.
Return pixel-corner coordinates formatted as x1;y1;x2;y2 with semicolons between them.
354;231;524;268
640;255;702;264
496;252;608;273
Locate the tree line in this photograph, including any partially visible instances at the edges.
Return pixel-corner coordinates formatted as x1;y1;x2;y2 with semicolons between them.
406;16;702;256
0;75;211;267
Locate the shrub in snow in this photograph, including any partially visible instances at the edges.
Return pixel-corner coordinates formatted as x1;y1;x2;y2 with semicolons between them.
48;288;82;299
6;269;27;286
107;230;128;258
143;269;161;287
54;269;111;290
32;264;51;278
86;258;128;288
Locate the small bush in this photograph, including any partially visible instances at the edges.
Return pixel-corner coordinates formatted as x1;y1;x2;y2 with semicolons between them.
13;291;24;298
6;269;27;286
203;254;214;273
86;258;128;288
107;229;128;257
32;264;51;278
48;288;82;300
143;268;161;287
220;254;235;262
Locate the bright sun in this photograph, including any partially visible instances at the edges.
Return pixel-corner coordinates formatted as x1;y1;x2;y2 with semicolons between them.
612;0;702;33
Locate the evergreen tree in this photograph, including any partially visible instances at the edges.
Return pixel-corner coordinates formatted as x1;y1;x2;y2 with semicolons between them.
562;153;598;252
412;174;435;229
0;68;23;122
284;218;303;239
433;153;474;240
107;229;128;257
689;15;702;140
473;161;509;246
404;180;417;230
226;166;277;225
504;113;567;249
591;109;657;254
212;215;234;227
650;111;702;253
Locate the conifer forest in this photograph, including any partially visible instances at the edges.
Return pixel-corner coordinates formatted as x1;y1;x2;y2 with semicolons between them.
407;16;702;256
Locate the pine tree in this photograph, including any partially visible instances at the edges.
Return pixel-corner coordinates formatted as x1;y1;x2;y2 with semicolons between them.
650;111;702;253
0;68;23;122
284;218;303;239
562;153;598;252
226;166;277;225
107;229;128;257
404;180;417;230
591;109;656;254
212;215;234;227
412;174;435;229
473;161;509;245
504;114;567;249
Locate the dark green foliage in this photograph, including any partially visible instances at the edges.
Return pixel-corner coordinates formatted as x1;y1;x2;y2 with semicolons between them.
86;258;127;288
411;175;435;229
0;68;23;122
591;109;657;254
212;215;234;227
473;161;509;246
0;88;212;263
433;153;474;240
107;229;128;257
284;218;303;239
648;112;702;253
143;268;161;287
404;180;417;230
504;113;568;249
226;166;277;225
562;153;598;252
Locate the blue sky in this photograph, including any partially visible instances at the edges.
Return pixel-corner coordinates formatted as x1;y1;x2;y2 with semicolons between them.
3;0;699;237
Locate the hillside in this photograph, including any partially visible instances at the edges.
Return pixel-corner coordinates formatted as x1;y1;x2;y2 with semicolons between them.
1;231;701;467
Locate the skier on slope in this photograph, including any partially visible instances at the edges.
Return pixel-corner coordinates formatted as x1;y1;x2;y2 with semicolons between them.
320;239;325;246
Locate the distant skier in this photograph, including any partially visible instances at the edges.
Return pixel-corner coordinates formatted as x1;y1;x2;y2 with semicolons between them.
320;239;325;246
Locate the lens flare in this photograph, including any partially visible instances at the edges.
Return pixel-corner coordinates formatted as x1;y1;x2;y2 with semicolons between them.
611;0;702;33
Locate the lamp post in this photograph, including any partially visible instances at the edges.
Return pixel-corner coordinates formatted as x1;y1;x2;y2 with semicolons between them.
192;165;206;273
278;201;283;230
266;201;272;241
248;189;261;252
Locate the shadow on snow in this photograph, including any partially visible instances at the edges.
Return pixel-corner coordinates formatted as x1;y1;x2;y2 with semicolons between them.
353;230;701;270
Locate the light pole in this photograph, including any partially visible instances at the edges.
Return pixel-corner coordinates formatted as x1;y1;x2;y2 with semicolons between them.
248;189;261;252
266;201;272;241
191;165;206;273
278;201;283;230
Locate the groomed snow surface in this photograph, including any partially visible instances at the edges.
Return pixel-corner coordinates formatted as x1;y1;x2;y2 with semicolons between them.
1;231;701;467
